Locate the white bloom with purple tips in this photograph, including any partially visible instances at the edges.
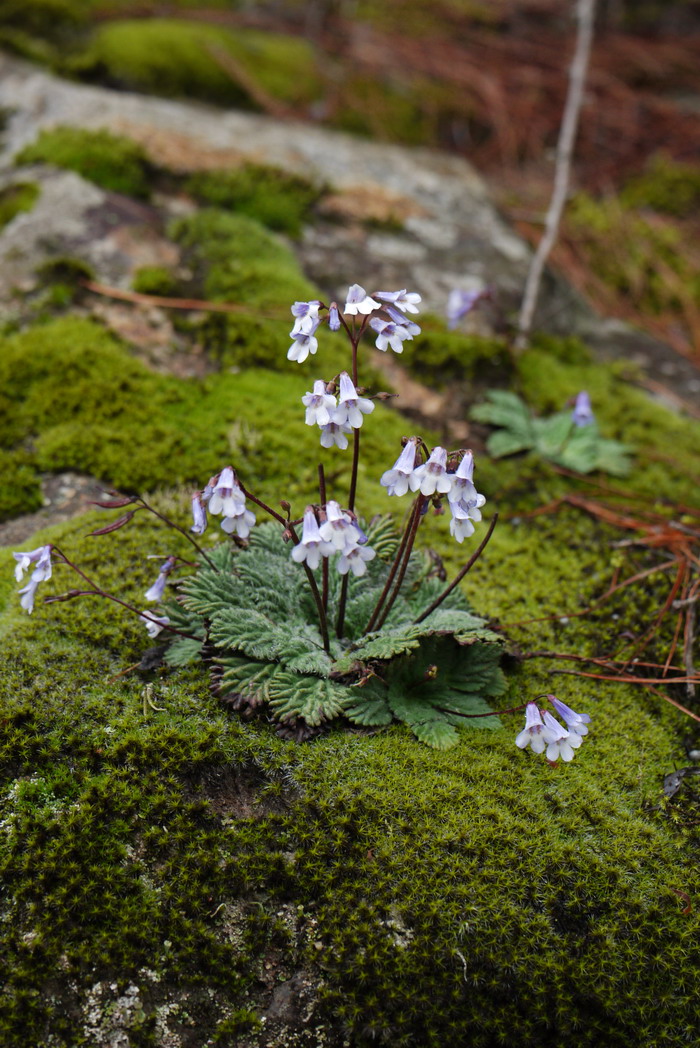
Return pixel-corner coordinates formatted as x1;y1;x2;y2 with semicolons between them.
380;439;418;497
384;305;421;336
369;317;412;354
447;451;479;505
409;446;452;496
140;611;170;639
290;300;321;336
375;289;421;314
515;702;549;755
191;492;208;535
145;556;176;603
287;327;319;364
337;543;376;577
448;494;485;543
319;500;360;552
291;508;333;570
208;467;246;519
332;372;375;429
302;380;337;427
221;508;256;539
13;544;53;614
549;696;591;736
541;711;582;762
319;421;352;450
343;283;380;316
328;303;341;331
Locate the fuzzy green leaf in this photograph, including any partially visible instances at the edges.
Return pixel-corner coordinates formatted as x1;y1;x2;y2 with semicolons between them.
486;428;534;458
266;672;351;726
217;655;280;703
411;719;459;750
164;637;204;666
209;607;332;675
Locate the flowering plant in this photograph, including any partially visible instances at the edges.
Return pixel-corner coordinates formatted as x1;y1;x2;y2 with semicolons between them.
13;282;512;749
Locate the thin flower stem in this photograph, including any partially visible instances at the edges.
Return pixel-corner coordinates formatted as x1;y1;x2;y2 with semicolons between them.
51;548;203;642
375;495;426;630
136;497;219;572
413;513;499;624
318;464;329;614
364;497;419;634
336;573;350;639
238;485;289;527
435;700;530;720
348;429;360;512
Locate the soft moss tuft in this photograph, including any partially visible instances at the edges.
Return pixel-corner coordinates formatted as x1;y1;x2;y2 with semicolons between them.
15;126;152;199
0;181;40;230
131;265;181;297
621;151;700;218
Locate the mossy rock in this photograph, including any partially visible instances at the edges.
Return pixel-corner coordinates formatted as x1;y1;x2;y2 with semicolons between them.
15;126;152;199
0;181;40;230
70;19;323;110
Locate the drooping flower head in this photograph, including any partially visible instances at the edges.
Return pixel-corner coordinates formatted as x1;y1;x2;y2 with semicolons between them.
328;303;341;331
333;372;375;429
375;289;422;314
319;421;352;450
13;544;53;614
337;542;376;577
191;492;208;536
380;439;419;497
541;711;583;762
288;325;320;364
290;300;321;336
447;451;480;505
548;695;591;736
302;380;337;428
571;391;594;428
140;611;170;639
369;318;412;354
207;467;256;537
384;304;421;336
409;446;452;497
145;556;177;603
343;283;380;316
319;500;361;552
448;494;485;543
291;508;333;570
515;702;549;754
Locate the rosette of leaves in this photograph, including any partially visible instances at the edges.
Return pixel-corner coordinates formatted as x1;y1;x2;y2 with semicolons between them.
472;390;631;476
164;520;506;749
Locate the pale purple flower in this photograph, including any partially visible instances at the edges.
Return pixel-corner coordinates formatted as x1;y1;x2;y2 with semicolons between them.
302;380;337;427
409;446;452;496
221;508;256;539
287;327;319;364
208;467;246;519
447;451;479;505
343;283;380;316
515;702;549;755
447;288;486;329
541;711;583;762
291;508;333;570
13;545;52;584
145;556;176;603
319;421;352;450
380;439;419;497
375;289;422;314
369;317;412;354
290;300;321;336
448;495;485;543
571;391;594;427
328;303;341;331
548;696;591;736
191;492;208;535
337;543;376;577
332;372;375;429
319;500;360;552
384;304;421;336
140;611;170;639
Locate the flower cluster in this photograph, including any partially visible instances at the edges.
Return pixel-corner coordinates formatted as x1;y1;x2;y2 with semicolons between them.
381;444;486;543
515;695;590;763
292;501;376;577
302;373;375;450
13;545;53;614
288;283;421;364
191;466;256;539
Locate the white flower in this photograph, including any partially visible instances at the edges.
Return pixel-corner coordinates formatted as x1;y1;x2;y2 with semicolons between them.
380;440;418;497
287;329;319;364
384;305;421;336
319;421;352;450
409;446;452;496
343;283;380;316
221;508;256;539
448;493;485;543
291;508;333;570
337;543;376;577
290;300;321;336
208;467;246;519
302;380;337;427
541;711;583;762
332;372;375;429
191;492;208;535
13;545;52;584
140;611;170;639
447;451;479;505
515;702;549;754
549;696;591;736
446;287;485;329
369;318;412;354
319;500;360;552
375;289;421;314
144;556;176;603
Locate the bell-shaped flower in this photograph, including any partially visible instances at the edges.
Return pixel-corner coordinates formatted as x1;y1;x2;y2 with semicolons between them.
337;542;376;577
145;556;176;603
302;380;337;427
140;611;170;639
380;439;419;497
290;300;321;336
221;507;256;539
287;326;319;364
384;304;421;336
369;317;412;354
541;711;583;762
409;446;452;496
13;544;52;584
319;500;360;552
447;287;485;330
448;495;485;543
190;492;208;535
332;372;375;429
515;702;549;754
328;303;341;331
447;451;479;505
375;289;422;314
291;508;333;570
344;283;380;316
548;696;591;736
571;391;594;427
319;421;352;450
208;467;246;519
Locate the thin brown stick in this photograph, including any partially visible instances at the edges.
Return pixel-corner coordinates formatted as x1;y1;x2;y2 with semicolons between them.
82;279;285;319
364;498;419;635
375;496;426;631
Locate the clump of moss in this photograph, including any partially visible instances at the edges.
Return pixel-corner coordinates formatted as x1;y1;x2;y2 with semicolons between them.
0;448;42;521
186;164;324;238
15;126;152;199
620;152;700;218
399;318;511;387
71;19;323;111
0;181;40;230
131;265;180;297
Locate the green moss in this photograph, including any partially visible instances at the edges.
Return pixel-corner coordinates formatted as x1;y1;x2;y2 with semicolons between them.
0;449;42;522
15;126;152;199
400;317;512;387
186;163;324;238
131;265;180;297
621;152;700;218
0;181;40;230
71;19;322;110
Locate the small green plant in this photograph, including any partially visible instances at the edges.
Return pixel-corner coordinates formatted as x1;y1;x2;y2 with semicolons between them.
472;389;631;476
